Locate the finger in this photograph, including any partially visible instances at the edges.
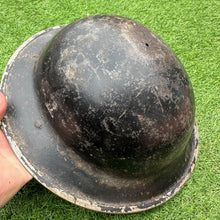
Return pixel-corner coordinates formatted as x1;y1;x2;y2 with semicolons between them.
0;129;33;209
0;130;32;179
0;92;7;121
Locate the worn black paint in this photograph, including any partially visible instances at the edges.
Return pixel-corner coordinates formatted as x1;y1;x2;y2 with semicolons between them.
36;15;195;179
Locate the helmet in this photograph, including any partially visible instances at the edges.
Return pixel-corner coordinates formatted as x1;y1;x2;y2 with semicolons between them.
1;15;198;213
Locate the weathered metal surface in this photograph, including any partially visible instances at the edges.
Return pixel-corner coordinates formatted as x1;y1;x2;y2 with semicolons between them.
1;15;199;213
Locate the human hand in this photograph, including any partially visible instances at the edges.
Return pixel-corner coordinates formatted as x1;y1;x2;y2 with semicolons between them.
0;92;33;208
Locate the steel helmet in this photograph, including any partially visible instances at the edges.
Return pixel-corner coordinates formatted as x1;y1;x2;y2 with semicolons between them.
1;15;198;213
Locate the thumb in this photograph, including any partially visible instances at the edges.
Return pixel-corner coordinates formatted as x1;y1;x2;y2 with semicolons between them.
0;92;7;121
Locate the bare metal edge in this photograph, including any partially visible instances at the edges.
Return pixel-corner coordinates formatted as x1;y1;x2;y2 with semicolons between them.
0;26;199;213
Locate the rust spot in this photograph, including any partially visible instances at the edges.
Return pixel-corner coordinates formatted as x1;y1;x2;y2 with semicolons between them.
60;151;65;155
136;180;143;185
77;163;82;168
116;186;122;191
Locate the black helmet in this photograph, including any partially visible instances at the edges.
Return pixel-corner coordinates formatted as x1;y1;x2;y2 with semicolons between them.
1;15;198;213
